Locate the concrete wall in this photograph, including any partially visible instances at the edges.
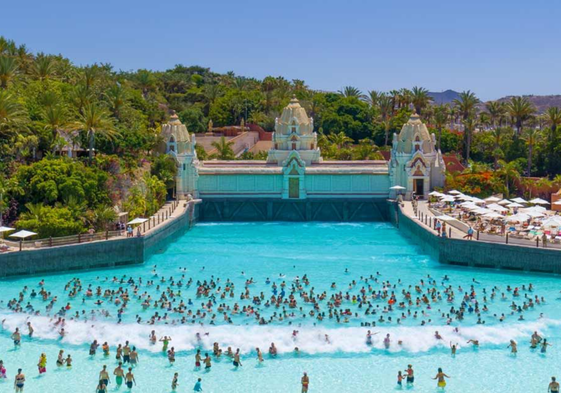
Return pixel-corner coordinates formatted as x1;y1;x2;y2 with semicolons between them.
199;198;390;222
0;201;199;278
395;202;561;273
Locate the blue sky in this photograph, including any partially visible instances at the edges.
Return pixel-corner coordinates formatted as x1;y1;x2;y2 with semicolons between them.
1;0;559;100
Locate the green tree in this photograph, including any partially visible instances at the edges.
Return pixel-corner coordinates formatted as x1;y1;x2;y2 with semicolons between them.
73;103;116;162
523;128;542;176
411;86;432;115
433;104;449;151
210;136;235;160
0;56;18;88
453;91;480;163
545;107;561;177
506;96;535;137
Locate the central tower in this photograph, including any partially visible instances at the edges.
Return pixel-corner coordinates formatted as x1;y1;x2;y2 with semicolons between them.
267;96;322;166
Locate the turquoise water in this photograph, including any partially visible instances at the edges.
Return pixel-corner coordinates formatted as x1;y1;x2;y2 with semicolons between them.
1;222;560;392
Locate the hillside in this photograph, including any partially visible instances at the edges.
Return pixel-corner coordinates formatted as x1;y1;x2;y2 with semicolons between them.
428;89;461;104
493;95;561;113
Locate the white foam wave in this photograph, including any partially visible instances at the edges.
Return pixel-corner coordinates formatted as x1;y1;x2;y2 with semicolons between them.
1;313;558;355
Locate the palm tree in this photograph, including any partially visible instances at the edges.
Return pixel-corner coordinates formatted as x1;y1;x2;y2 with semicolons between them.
352;138;383;160
411;86;432;115
453;91;480;163
328;131;353;149
378;94;394;146
41;105;67;153
497;160;521;198
545;107;561;177
0;90;24;135
338;86;365;99
506;96;535;137
105;83;125;118
32;54;56;81
523;128;542;176
136;69;155;98
73;103;116;162
485;101;506;129
365;90;383;108
0;56;18;88
433;104;449;151
489;127;506;170
210;136;235;160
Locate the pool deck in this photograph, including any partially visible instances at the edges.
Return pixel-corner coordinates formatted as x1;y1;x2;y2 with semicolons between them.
402;200;561;251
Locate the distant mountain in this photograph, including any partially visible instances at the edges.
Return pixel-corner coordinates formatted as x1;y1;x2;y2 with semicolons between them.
493;95;561;113
428;90;461;105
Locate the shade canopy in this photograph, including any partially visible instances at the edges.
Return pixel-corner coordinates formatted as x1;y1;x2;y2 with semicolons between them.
511;197;528;204
0;226;15;233
507;202;524;208
554;200;561;206
448;190;461;195
498;199;512;205
484;196;501;202
505;213;530;223
529;198;549;205
483;212;503;219
390;185;406;190
436;215;456;221
429;191;444;196
541;216;561;227
487;204;508;213
9;230;38;239
127;218;148;225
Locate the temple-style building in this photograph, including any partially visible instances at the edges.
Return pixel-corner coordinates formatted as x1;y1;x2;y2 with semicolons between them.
389;113;445;199
159;99;444;220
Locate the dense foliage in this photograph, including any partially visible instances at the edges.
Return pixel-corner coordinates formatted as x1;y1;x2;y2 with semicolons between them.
1;36;561;236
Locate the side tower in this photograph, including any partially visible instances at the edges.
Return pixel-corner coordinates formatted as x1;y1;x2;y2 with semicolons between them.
389;113;445;199
159;112;199;199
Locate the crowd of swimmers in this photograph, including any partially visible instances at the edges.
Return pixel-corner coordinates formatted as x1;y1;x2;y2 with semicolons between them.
0;267;558;391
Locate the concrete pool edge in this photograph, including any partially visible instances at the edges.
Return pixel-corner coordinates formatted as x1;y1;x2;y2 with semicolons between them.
0;200;199;278
392;201;561;273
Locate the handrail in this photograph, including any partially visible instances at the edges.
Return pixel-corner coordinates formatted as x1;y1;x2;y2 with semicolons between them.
0;199;183;252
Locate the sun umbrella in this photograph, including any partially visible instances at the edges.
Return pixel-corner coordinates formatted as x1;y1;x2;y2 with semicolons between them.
554;200;561;206
9;230;38;239
511;197;528;204
0;226;15;233
127;218;148;225
529;198;550;205
542;216;561;227
440;197;456;203
473;208;493;215
507;202;524;208
448;190;461;195
483;212;503;219
429;191;443;197
487;204;508;212
390;185;406;190
505;213;530;223
484;196;501;203
436;215;456;221
498;199;512;205
526;211;545;218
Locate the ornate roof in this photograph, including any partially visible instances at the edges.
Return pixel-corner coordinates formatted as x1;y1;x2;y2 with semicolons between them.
395;113;435;155
275;96;313;136
160;112;192;154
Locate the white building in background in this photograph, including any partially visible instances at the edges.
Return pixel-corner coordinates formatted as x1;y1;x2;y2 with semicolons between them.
389;113;446;199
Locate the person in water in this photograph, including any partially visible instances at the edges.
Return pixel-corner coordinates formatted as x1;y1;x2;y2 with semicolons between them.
113;363;124;387
14;368;25;392
549;377;560;393
193;377;203;392
301;372;309;393
171;372;179;391
405;365;414;385
433;367;451;389
96;381;108;393
37;353;47;374
11;328;21;347
125;367;136;389
99;365;110;387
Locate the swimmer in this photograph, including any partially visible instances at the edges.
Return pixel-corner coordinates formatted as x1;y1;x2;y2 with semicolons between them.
27;322;33;337
467;339;479;347
302;372;310;392
405;365;414;385
256;347;264;362
99;365;110;387
195;349;202;369
56;350;65;367
549;377;560;393
14;369;25;392
203;353;211;370
193;378;203;392
171;372;179;391
507;340;517;354
450;342;458;355
113;363;124;386
233;349;242;368
125;367;136;389
11;328;21;347
37;353;47;374
433;367;450;389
